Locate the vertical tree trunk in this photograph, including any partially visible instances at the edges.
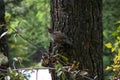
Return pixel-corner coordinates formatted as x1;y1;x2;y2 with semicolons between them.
0;0;9;75
50;0;103;80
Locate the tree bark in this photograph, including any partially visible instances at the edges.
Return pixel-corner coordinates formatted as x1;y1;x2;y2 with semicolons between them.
0;0;9;76
49;0;103;80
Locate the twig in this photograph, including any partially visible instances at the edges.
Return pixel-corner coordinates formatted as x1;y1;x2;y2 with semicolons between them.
13;67;55;71
0;68;7;72
12;61;16;69
9;26;40;49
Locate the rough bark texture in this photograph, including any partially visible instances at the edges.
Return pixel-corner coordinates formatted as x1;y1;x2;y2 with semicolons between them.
0;0;9;74
50;0;103;80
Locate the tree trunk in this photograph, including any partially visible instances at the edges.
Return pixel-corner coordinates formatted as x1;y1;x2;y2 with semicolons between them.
49;0;103;80
0;0;9;76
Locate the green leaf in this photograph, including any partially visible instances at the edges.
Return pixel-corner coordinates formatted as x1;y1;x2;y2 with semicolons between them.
5;12;11;23
115;21;120;24
117;26;120;30
55;62;63;70
57;71;63;77
57;54;68;62
104;43;112;48
111;48;116;52
117;36;120;40
111;31;118;36
7;67;13;75
61;72;66;80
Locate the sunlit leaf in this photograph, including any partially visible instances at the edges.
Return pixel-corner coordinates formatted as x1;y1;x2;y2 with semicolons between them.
111;31;118;36
105;66;112;70
5;12;11;23
113;55;118;64
112;65;119;71
111;48;115;52
57;71;63;77
104;43;112;48
118;49;120;56
115;21;120;24
117;36;120;40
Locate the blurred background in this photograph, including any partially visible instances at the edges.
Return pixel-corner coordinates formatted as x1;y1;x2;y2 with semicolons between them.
5;0;50;67
4;0;120;79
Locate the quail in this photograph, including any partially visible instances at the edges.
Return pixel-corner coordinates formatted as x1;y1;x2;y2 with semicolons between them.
47;28;71;45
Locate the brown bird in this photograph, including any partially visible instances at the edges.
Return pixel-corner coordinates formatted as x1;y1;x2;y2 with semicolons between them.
48;28;71;45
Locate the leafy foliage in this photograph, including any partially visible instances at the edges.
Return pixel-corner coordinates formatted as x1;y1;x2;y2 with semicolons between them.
0;53;8;66
105;21;120;80
103;0;120;72
5;0;50;67
41;52;95;80
7;68;25;80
